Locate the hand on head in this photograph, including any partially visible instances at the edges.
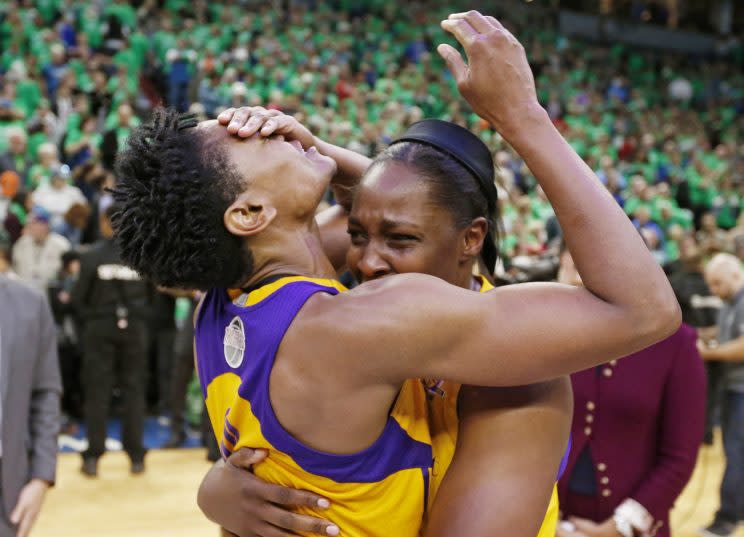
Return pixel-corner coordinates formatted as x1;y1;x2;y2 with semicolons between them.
438;11;539;134
218;106;316;149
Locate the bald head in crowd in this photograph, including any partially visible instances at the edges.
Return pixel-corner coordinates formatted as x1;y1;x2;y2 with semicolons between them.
705;253;744;301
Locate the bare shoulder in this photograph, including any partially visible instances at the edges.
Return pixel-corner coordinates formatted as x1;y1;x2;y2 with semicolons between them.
288;274;461;379
297;273;463;330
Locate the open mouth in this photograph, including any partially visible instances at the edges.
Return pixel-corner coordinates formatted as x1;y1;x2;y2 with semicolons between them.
289;140;305;156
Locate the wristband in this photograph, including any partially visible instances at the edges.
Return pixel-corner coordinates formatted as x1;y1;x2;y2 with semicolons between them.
613;513;634;537
615;498;654;536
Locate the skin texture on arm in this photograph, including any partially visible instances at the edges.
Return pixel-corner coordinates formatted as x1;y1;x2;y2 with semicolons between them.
197;379;572;537
423;379;572;537
293;11;679;387
436;12;679;337
300;274;670;387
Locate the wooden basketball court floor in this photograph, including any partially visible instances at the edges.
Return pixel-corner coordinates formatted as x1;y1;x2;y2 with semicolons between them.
34;437;743;537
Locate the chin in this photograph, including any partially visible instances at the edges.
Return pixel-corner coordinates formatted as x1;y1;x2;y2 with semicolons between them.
314;152;337;178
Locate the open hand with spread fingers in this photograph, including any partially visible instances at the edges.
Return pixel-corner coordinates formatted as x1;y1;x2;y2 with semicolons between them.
438;11;540;136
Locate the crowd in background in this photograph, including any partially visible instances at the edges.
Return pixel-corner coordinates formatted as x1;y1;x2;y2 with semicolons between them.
0;0;742;465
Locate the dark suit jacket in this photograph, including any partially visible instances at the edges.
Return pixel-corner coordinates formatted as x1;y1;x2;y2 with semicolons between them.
557;324;705;537
0;276;61;518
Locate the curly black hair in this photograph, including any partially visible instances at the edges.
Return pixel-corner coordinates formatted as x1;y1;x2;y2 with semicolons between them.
111;108;254;290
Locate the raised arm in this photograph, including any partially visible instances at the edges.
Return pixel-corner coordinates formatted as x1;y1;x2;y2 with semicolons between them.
303;12;678;387
438;11;677;332
218;107;372;271
424;380;572;537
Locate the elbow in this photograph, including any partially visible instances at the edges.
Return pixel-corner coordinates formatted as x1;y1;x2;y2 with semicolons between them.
639;289;682;345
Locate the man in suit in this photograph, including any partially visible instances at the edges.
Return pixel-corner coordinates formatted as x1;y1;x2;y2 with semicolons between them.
0;276;62;537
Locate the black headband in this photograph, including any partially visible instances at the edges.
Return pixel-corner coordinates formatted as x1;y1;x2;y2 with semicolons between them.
390;119;498;208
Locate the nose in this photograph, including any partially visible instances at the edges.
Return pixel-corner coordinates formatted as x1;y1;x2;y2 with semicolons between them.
357;245;391;281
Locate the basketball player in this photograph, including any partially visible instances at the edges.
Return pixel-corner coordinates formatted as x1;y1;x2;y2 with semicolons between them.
196;110;571;537
112;11;679;536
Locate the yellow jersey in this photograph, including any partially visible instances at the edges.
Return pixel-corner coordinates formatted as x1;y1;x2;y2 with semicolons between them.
196;276;434;537
425;276;562;537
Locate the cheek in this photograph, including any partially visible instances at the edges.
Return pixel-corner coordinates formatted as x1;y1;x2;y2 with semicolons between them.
387;245;444;276
346;246;362;273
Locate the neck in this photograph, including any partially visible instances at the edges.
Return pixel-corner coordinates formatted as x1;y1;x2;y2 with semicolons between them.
453;263;478;291
239;227;336;289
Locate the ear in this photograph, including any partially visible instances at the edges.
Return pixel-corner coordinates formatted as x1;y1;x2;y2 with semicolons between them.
224;192;277;237
461;217;488;262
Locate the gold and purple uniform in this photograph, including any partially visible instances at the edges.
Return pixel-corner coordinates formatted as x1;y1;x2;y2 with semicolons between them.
425;277;566;537
196;275;568;536
196;276;435;537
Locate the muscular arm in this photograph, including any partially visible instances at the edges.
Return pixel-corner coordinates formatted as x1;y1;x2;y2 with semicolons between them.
424;379;572;537
314;138;371;212
305;15;679;386
314;140;371;272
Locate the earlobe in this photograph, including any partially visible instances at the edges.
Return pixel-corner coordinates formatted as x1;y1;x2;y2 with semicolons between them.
224;199;277;237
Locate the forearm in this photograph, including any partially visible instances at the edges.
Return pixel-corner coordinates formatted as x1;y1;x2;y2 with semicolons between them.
424;380;572;537
704;336;744;361
197;460;227;525
30;303;62;483
497;106;678;331
314;138;371;210
29;396;60;483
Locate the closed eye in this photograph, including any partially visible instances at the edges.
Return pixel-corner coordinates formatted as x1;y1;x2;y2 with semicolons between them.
348;229;367;245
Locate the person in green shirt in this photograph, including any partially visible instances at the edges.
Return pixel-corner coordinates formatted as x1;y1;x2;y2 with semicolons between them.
27;143;61;190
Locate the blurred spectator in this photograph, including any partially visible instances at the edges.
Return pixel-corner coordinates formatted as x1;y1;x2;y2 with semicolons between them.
71;204;148;477
0;127;31;186
667;234;722;444
697;212;729;256
165;39;197;113
48;250;83;423
0;274;61;537
31;164;88;243
100;103;138;171
160;291;197;448
699;254;744;536
27;143;60;190
556;250;705;537
146;288;176;417
11;207;70;294
0;229;16;279
41;44;68;102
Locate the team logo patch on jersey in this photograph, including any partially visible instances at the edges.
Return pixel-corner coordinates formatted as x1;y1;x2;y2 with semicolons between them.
223;317;246;368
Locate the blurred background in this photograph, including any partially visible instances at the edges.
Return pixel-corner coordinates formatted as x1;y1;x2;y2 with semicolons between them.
0;0;742;536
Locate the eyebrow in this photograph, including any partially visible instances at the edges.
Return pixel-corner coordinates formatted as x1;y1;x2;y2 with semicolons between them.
348;216;421;231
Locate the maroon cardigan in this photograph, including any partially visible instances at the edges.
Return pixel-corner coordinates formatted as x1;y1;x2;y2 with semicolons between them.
557;324;706;537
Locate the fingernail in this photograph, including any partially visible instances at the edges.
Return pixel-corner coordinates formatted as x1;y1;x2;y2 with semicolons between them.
317;498;330;509
326;526;339;536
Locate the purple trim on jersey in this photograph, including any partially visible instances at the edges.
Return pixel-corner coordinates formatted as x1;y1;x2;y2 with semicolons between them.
196;281;433;483
224;413;240;441
557;436;572;481
220;440;231;460
223;423;238;445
